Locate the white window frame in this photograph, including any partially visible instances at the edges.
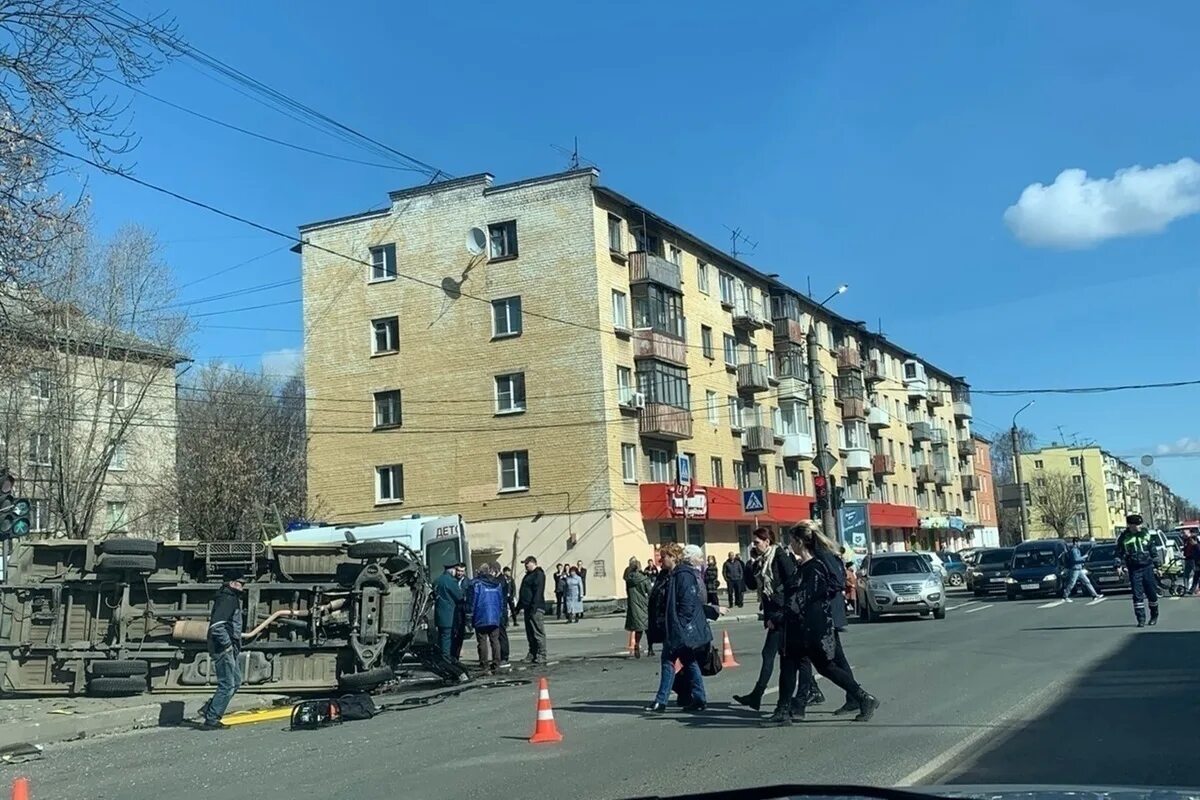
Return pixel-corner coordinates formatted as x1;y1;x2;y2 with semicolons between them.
375;464;404;504
728;396;744;430
491;296;522;338
107;377;127;409
697;260;709;294
27;431;50;466
369;244;396;282
108;440;128;471
374;390;402;429
106;500;129;533
723;334;738;366
710;457;724;487
494;373;527;414
612;290;629;330
30;498;49;533
719;271;735;305
621;443;638;483
371;316;399;355
668;244;682;265
647;448;671;483
706;390;719;424
617;366;633;405
488;220;518;260
700;326;714;359
498;450;530;492
29;368;51;400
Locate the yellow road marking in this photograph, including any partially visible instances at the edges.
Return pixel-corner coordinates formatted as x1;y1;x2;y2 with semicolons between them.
221;706;292;726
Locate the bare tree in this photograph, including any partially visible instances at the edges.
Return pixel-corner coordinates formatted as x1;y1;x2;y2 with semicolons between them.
0;223;188;539
991;426;1038;485
1031;471;1086;538
177;366;315;541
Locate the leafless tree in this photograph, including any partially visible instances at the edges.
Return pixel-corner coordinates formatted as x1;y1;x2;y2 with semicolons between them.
0;223;188;539
1031;470;1087;539
177;366;316;541
991;426;1038;485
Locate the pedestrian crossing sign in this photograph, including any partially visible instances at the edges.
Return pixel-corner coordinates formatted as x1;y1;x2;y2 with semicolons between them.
742;488;766;514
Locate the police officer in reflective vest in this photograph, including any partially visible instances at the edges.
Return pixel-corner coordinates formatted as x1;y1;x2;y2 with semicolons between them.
1116;514;1159;628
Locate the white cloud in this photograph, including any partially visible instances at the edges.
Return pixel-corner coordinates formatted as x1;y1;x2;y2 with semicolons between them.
1155;437;1200;455
261;347;302;376
1004;158;1200;248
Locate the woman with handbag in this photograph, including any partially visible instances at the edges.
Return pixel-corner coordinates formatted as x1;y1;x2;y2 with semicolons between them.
644;543;723;714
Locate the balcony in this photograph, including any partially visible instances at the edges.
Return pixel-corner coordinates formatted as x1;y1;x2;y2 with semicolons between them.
865;359;885;384
835;375;866;404
737;362;770;394
904;361;928;399
867;406;890;429
774;317;806;345
872;454;895;475
952;389;973;419
742;425;776;454
915;464;936;484
780;431;815;459
638;403;692;441
911;421;933;442
928;389;945;408
628;251;681;292
930;427;951;448
934;468;954;486
961;474;979;494
843;447;872;473
732;300;768;331
776;371;808;401
841;397;867;420
632;328;687;367
836;347;862;372
957;438;974;458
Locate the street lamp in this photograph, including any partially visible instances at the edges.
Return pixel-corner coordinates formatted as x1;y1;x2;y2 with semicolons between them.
819;284;849;307
1011;400;1035;542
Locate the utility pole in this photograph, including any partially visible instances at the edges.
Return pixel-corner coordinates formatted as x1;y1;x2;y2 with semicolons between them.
807;325;838;543
1010;401;1034;543
1078;456;1093;538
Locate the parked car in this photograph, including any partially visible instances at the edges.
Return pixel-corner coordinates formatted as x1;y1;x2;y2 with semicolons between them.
1006;539;1069;599
966;547;1015;596
857;552;946;622
1083;542;1127;594
937;551;968;587
916;550;948;579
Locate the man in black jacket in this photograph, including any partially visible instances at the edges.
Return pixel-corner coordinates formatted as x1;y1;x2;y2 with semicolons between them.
201;571;245;730
516;556;547;664
723;552;745;608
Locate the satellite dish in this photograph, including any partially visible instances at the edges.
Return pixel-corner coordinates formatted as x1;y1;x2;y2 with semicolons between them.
466;227;487;256
1141;455;1154;467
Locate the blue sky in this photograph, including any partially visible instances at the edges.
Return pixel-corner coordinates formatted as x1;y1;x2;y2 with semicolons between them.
80;1;1200;501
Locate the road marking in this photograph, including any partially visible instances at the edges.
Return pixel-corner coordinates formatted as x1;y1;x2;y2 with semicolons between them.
1087;596;1106;606
963;604;990;614
946;601;978;611
1037;600;1065;609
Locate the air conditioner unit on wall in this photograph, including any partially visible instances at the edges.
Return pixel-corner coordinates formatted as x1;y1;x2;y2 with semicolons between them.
631;392;647;409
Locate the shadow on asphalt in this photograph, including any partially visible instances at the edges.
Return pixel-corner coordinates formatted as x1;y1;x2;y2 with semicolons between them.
944;630;1198;787
1021;625;1131;631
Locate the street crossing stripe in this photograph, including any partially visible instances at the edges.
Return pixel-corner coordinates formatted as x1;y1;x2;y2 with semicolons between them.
1037;600;1065;609
946;601;978;611
963;604;990;614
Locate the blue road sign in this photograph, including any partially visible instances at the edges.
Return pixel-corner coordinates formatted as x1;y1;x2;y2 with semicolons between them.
676;454;692;486
742;488;766;513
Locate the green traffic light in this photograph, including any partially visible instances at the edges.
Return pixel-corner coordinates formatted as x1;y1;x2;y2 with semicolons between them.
12;498;29;516
12;519;29;536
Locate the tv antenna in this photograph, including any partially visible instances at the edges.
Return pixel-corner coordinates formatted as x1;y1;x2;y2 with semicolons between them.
724;225;758;258
551;137;596;171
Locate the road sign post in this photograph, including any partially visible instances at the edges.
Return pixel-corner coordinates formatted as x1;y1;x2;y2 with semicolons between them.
741;488;766;515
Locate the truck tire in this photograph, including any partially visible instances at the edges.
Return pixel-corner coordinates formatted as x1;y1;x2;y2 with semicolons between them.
86;676;147;697
347;541;399;560
338;665;394;690
90;659;149;678
96;554;158;573
99;538;159;556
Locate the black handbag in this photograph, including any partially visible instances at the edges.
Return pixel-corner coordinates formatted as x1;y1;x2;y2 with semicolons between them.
698;643;722;677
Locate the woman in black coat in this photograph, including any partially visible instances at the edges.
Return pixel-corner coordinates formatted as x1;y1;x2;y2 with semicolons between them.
765;523;879;726
704;556;721;606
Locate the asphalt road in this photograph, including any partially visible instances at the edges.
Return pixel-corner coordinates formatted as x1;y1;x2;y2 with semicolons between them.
5;591;1198;800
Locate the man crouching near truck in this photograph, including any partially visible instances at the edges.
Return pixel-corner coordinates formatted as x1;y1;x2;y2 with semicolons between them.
200;571;246;730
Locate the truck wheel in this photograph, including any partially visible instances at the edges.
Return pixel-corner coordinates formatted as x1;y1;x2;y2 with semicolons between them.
347;541;399;560
86;676;147;697
96;554;157;574
338;665;394;690
90;659;148;678
99;538;159;556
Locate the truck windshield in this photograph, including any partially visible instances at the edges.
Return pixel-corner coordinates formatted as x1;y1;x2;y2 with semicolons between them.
425;537;463;576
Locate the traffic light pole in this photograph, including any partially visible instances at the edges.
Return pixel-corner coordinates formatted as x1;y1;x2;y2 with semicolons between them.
807;325;840;544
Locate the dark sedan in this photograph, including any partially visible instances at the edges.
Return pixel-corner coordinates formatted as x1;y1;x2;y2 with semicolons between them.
1083;542;1128;594
966;547;1014;596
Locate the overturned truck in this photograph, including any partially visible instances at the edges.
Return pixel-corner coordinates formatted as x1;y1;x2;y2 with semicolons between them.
0;536;465;696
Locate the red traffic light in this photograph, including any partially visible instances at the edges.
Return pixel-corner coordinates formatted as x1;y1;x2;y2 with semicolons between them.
0;471;13;495
813;475;827;492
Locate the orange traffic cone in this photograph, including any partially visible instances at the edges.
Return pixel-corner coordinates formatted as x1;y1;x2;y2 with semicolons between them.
529;677;563;744
721;630;740;668
11;777;30;800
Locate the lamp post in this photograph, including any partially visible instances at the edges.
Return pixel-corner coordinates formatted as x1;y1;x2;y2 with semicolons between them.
808;284;849;544
1011;400;1035;542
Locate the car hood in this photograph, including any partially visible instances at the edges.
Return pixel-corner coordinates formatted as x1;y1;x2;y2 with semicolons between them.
972;563;1011;573
866;573;935;584
1010;564;1057;579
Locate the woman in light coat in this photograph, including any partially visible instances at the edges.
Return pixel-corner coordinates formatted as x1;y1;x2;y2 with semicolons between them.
564;566;584;623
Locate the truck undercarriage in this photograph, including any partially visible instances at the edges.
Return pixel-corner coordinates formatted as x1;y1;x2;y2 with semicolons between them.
0;537;466;696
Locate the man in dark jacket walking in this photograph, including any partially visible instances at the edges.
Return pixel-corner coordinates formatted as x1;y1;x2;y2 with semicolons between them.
433;563;465;659
517;556;548;664
501;566;518;625
723;552;745;608
470;564;506;673
201;571;245;730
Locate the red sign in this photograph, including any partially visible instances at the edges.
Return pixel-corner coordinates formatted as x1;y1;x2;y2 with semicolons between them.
667;485;708;519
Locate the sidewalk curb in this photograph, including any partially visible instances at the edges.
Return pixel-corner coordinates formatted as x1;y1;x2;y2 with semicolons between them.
0;694;289;749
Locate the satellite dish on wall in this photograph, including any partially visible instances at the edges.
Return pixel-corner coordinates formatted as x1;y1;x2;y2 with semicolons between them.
467;227;487;256
1141;455;1154;467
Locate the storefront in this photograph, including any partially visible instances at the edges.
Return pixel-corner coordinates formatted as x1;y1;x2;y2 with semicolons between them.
868;502;920;553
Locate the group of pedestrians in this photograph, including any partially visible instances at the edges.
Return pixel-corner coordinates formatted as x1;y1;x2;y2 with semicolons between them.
553;562;588;622
432;560;521;673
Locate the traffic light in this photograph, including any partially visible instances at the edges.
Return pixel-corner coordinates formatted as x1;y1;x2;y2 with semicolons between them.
812;474;829;514
833;486;846;510
0;469;31;541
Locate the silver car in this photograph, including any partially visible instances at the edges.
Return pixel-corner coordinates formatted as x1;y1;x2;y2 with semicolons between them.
856;552;946;622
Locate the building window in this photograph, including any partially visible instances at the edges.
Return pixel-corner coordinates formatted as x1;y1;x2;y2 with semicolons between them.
617;366;633;405
706;391;719;424
697;260;709;294
728;396;743;430
668;244;682;265
1069;456;1080;466
612;290;629;330
658;523;678;544
723;334;737;366
1034;459;1044;469
27;432;50;466
29;368;51;400
105;501;128;533
719;271;735;306
107;377;127;409
1072;475;1082;485
775;466;785;493
700;326;714;359
30;498;49;533
635;362;688;409
498;450;530;491
376;464;404;503
787;464;804;494
621;443;638;483
733;460;749;489
371;316;399;355
608;215;623;252
631;283;684;337
711;457;724;487
374;390;402;429
491;296;522;338
648;448;671;482
108;441;127;471
765;350;775;380
369;244;397;281
488;220;518;260
494;373;527;414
